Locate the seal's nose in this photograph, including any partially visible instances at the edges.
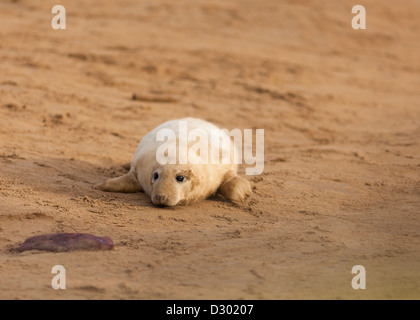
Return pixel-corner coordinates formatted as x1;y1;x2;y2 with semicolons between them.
153;194;166;204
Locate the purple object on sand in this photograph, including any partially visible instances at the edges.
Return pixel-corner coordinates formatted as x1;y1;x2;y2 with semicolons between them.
18;233;114;252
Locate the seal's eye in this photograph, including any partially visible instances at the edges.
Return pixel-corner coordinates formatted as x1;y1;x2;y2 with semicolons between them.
153;172;159;181
176;175;185;183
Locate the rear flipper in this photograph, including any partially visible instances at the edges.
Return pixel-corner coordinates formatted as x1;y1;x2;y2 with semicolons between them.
95;172;142;193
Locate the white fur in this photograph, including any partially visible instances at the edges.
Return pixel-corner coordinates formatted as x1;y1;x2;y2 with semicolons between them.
96;118;251;206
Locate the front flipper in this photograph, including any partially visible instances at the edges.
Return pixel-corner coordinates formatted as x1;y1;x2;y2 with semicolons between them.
95;172;142;193
218;175;252;203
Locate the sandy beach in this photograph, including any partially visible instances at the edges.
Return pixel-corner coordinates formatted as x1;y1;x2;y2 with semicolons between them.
0;0;419;299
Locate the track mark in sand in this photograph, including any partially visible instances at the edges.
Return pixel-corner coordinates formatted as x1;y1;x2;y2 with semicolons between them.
119;237;145;249
58;173;92;185
266;157;287;165
118;283;139;295
76;285;106;293
168;217;187;223
284;123;335;145
299;210;321;217
0;153;25;163
131;93;181;103
252;176;264;183
149;238;188;256
34;161;51;168
68;52;116;66
0;212;54;222
71;195;141;211
42;113;72;127
223;229;241;238
68;53;88;61
1;103;26;112
239;83;312;110
211;215;234;223
73;195;101;207
250;269;264;280
86;69;115;86
1;81;17;86
105;45;133;52
312;225;330;233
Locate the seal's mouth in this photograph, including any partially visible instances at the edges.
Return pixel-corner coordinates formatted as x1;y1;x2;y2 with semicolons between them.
151;195;179;207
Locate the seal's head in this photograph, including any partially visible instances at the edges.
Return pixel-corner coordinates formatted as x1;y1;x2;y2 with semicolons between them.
150;165;197;206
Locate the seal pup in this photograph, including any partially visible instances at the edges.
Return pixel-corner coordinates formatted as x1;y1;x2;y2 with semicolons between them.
95;118;251;206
